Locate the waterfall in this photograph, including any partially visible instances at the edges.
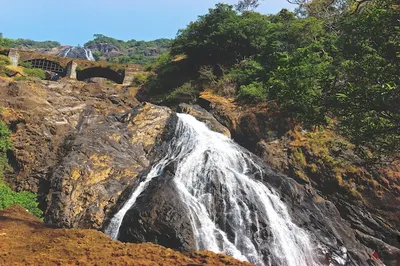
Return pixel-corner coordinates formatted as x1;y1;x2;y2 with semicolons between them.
61;48;71;58
105;114;319;266
58;47;94;61
84;48;95;61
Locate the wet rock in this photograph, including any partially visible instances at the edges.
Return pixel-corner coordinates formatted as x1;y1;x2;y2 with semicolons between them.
177;103;231;137
113;113;378;265
118;170;196;251
197;91;400;265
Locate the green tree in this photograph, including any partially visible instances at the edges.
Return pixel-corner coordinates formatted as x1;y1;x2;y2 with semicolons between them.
236;0;263;12
171;4;270;67
0;33;11;48
331;0;400;155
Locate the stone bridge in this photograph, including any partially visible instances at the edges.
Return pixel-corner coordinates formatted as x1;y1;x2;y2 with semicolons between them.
6;49;142;85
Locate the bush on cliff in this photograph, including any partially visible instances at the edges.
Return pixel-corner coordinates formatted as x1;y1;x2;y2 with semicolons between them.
0;120;12;176
0;119;42;219
0;55;11;66
0;184;43;218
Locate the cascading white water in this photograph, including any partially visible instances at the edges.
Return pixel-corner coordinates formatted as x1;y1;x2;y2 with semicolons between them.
105;114;319;266
61;48;71;58
84;48;95;61
59;47;95;61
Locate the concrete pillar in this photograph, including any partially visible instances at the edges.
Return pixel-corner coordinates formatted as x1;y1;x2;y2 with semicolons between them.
65;61;78;79
122;66;139;86
8;49;20;66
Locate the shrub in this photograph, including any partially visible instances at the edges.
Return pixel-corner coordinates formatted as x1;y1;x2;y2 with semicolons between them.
0;183;43;218
215;75;237;97
23;68;46;80
0;120;12;177
237;81;266;103
199;65;217;85
132;72;151;86
165;82;199;103
0;55;11;66
0;119;42;219
19;61;32;68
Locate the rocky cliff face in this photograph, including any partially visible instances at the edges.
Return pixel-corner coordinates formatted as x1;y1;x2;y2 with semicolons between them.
1;78;398;265
45;102;173;229
0;79;139;203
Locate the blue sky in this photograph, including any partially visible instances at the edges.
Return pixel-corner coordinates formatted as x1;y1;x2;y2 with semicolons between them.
0;0;294;46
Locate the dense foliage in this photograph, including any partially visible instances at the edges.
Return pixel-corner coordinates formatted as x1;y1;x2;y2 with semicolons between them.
84;34;172;65
9;39;60;49
145;0;399;156
0;119;42;218
0;33;60;49
0;33;11;48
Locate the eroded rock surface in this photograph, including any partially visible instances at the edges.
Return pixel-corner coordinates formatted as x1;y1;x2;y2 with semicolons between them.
45;103;173;229
0;79;139;195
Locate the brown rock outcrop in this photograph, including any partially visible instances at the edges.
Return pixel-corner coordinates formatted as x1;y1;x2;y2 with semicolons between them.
0;78;139;195
45;102;173;229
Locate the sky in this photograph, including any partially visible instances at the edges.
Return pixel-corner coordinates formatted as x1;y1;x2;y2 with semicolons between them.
0;0;294;46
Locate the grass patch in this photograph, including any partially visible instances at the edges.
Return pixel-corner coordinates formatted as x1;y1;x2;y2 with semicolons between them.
23;68;46;80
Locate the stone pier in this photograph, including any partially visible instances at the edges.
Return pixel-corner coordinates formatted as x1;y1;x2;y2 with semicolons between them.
65;61;78;79
8;49;20;66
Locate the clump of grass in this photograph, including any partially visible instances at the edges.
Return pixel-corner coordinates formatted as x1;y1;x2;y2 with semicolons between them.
292;148;307;167
23;68;46;80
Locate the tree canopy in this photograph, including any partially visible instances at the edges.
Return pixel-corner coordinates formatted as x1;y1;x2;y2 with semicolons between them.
146;0;399;157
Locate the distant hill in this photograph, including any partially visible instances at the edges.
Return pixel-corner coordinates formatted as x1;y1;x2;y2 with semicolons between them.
1;34;171;65
84;34;172;65
9;39;61;49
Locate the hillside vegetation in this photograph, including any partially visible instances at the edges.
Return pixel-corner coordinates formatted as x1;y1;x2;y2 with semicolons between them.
84;34;172;65
142;0;399;158
0;34;60;49
0;112;42;218
0;33;172;66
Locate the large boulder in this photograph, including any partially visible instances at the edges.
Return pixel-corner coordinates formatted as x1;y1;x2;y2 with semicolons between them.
118;169;196;251
45;103;173;229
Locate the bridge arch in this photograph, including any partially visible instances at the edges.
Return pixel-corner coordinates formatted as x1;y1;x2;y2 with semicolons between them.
23;59;65;74
76;67;124;84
